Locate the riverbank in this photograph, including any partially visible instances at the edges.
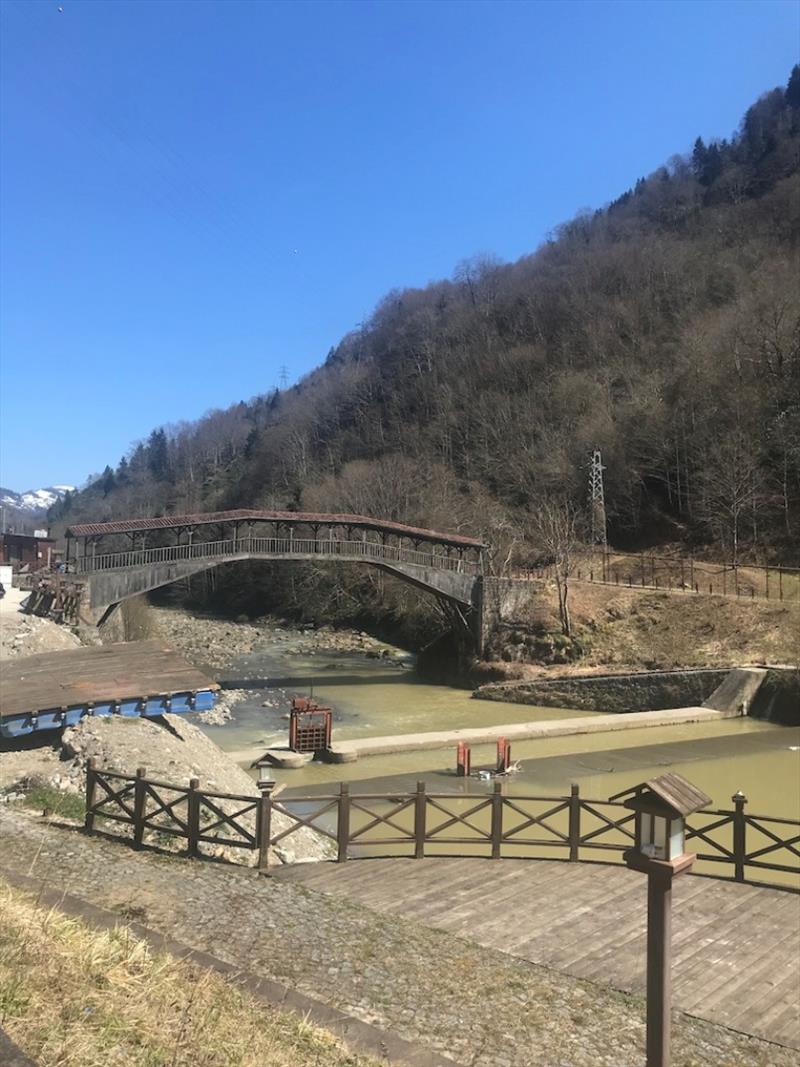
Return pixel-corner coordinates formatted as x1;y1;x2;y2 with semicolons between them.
481;583;800;678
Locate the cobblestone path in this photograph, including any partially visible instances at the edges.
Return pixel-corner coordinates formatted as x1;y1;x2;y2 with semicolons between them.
0;809;795;1067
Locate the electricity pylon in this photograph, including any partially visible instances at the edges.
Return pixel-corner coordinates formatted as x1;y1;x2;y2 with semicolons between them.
589;449;607;547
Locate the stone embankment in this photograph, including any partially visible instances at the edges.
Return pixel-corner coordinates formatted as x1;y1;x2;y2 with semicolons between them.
474;665;771;719
475;667;731;712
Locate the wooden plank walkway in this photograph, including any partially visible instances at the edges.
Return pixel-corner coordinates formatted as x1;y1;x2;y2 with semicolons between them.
274;858;800;1050
0;640;218;719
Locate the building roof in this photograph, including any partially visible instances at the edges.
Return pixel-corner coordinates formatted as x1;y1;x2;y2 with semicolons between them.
65;509;486;549
1;532;54;543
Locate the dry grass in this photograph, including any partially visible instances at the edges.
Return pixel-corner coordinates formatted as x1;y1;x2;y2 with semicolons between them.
492;581;800;677
571;586;800;669
0;881;380;1067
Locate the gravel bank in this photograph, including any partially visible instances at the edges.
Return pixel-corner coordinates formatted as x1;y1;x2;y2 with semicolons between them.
150;606;408;673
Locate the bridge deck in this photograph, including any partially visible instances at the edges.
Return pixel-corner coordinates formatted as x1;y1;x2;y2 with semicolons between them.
273;857;800;1050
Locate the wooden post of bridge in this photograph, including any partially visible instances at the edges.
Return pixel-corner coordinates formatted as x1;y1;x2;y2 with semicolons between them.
568;783;580;861
133;767;147;849
490;780;503;859
256;771;276;875
84;757;97;833
187;777;200;858
732;790;747;882
414;781;426;859
337;783;350;863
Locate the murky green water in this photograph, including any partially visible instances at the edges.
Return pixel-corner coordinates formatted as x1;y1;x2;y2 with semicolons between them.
198;642;800;818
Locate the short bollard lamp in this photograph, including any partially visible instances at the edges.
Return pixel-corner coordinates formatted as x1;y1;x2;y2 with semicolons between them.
616;774;712;1067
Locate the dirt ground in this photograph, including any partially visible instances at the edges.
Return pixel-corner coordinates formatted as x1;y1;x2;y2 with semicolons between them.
485;580;800;681
0;584;81;660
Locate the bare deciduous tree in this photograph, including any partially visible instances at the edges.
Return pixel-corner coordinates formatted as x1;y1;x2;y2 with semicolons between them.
530;497;584;637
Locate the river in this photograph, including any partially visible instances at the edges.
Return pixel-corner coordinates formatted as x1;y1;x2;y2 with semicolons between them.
197;640;800;817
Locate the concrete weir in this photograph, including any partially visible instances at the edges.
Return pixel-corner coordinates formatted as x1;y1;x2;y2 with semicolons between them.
326;667;767;763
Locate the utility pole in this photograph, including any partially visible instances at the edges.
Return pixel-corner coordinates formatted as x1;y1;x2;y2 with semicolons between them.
279;365;289;390
589;449;607;547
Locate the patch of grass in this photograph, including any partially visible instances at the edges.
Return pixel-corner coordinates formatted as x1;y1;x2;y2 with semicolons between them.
22;784;85;821
0;880;381;1067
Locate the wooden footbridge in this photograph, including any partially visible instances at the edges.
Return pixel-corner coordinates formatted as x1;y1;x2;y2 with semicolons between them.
83;766;800;1050
63;510;487;642
276;857;800;1050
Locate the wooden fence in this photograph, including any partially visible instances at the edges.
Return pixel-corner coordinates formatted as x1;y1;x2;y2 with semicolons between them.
83;761;800;891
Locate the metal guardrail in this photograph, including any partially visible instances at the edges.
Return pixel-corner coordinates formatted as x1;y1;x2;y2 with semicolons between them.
73;536;481;577
84;768;800;891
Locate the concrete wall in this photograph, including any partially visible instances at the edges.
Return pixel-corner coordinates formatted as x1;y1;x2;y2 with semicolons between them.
475;668;732;713
749;667;800;725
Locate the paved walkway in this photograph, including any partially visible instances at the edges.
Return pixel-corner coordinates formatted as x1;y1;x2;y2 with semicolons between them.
0;808;796;1067
275;858;800;1050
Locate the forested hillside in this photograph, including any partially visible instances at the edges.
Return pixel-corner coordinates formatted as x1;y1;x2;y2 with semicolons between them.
54;70;800;579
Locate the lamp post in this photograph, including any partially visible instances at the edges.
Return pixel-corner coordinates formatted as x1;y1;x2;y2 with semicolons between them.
616;773;712;1067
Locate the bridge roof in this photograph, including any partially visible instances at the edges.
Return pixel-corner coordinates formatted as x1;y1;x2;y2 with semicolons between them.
66;509;486;549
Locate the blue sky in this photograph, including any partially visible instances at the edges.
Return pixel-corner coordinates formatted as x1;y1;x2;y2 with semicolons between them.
1;0;798;490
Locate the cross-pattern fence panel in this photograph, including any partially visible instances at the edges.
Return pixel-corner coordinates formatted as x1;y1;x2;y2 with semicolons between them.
83;763;799;891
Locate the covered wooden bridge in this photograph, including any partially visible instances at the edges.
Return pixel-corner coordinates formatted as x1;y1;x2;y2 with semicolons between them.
64;510;488;644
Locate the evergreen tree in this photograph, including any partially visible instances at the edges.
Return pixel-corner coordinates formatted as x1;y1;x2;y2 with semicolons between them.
147;428;169;481
99;465;116;496
691;137;708;181
787;64;800;109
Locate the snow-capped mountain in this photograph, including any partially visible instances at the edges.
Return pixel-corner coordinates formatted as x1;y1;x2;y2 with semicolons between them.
0;485;75;515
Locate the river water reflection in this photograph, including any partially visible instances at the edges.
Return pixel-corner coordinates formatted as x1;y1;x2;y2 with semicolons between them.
198;644;800;818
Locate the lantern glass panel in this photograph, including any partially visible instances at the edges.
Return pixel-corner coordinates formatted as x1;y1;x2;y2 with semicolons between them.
669;817;685;860
651;814;668;859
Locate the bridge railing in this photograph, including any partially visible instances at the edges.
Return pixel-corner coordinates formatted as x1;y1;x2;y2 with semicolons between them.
73;536;481;576
83;768;800;892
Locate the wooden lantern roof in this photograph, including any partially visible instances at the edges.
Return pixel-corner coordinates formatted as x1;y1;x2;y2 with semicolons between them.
617;773;712;818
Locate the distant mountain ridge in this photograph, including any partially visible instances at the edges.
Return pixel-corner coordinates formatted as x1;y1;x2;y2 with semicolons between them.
0;485;74;516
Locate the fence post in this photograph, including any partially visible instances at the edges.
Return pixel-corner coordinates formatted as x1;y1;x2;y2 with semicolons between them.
414;781;426;859
732;791;747;882
765;565;769;600
256;776;275;876
779;567;783;601
187;777;200;858
84;757;97;833
337;783;350;863
133;767;147;849
568;783;580;861
490;781;503;859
